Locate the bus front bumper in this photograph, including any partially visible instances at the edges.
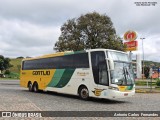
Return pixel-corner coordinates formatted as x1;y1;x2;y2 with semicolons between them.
94;89;135;99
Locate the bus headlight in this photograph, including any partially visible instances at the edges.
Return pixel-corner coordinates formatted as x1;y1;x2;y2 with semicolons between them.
108;86;119;91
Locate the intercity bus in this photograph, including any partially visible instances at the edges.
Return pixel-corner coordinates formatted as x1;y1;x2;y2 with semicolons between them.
20;49;135;100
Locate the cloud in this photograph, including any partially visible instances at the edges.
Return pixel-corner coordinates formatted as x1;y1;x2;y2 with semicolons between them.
0;0;101;25
0;18;60;57
0;0;159;62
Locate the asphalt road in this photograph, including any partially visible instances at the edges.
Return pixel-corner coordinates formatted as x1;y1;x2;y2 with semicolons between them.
0;79;160;112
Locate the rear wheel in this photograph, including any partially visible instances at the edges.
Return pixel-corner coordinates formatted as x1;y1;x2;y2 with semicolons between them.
79;86;89;100
28;82;33;92
33;82;39;92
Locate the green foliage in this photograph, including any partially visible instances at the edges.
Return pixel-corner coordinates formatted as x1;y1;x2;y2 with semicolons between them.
0;55;12;71
133;60;160;69
9;58;22;73
135;81;156;86
4;70;10;75
144;61;160;67
143;66;150;79
55;12;125;52
156;80;160;86
4;72;20;79
16;56;24;59
0;58;22;79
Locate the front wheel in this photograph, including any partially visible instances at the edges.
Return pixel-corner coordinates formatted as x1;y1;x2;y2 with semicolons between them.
79;86;89;100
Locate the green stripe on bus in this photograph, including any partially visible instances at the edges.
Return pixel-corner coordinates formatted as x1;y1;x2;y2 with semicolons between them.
127;85;133;90
64;52;74;55
74;50;86;54
54;69;75;88
47;69;65;87
64;50;86;55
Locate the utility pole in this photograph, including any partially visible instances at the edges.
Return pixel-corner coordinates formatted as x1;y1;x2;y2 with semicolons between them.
140;38;145;80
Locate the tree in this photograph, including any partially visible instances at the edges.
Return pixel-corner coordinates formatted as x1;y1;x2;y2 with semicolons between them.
143;66;150;79
54;12;125;52
0;55;12;72
16;56;24;59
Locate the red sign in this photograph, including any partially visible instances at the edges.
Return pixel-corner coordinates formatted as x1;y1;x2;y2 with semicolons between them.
124;31;137;41
124;41;138;51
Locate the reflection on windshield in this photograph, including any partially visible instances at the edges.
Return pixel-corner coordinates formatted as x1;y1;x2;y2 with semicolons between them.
111;62;134;85
108;51;129;62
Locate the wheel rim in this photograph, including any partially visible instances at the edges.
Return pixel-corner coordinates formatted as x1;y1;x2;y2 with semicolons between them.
29;83;32;91
34;84;37;92
81;88;89;99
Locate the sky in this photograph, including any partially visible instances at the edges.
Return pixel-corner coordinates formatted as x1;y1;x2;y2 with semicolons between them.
0;0;159;62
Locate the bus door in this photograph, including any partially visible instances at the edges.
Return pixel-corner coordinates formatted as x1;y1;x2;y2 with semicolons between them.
91;51;109;91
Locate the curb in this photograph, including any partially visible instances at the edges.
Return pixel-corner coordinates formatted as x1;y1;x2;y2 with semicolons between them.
135;89;146;93
136;89;160;93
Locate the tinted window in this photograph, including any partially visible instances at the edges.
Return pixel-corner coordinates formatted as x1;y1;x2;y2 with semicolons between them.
99;61;109;85
22;53;89;70
91;51;109;85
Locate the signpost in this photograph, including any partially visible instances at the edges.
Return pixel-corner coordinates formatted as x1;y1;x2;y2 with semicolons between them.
123;30;138;64
123;30;142;80
149;67;153;92
124;30;138;52
124;31;137;41
124;41;138;51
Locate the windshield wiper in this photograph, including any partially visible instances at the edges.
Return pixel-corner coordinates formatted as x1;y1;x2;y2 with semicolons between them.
124;67;133;85
123;67;127;85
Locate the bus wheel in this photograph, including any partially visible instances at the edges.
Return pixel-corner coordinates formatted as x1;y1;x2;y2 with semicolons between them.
33;82;39;93
28;82;33;92
79;86;89;100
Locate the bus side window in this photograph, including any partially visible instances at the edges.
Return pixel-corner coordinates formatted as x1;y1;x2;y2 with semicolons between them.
22;61;27;70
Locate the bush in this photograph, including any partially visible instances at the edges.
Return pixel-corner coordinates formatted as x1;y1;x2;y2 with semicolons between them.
156;80;160;86
4;70;10;75
16;56;24;59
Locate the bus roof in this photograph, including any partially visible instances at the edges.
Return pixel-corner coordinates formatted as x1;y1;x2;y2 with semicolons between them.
22;49;126;61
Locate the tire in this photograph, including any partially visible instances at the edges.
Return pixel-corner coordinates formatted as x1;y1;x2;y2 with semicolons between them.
79;86;89;100
33;82;39;93
28;82;33;92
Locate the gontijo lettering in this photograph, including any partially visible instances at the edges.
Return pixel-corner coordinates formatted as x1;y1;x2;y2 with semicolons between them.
32;71;50;75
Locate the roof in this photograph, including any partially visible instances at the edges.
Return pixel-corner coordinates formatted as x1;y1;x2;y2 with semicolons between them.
22;48;126;61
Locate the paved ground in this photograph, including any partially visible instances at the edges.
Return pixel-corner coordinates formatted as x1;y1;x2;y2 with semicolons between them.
0;79;160;119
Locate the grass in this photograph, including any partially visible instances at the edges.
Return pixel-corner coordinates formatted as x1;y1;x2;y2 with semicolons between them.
5;72;20;79
0;58;22;79
155;86;160;89
155;87;160;90
0;72;20;80
8;58;22;79
9;58;22;73
135;81;156;86
135;80;160;92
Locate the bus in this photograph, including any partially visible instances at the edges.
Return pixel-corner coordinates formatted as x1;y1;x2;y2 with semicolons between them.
20;49;135;100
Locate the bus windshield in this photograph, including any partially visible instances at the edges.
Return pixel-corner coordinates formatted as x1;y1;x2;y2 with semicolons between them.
108;51;134;85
